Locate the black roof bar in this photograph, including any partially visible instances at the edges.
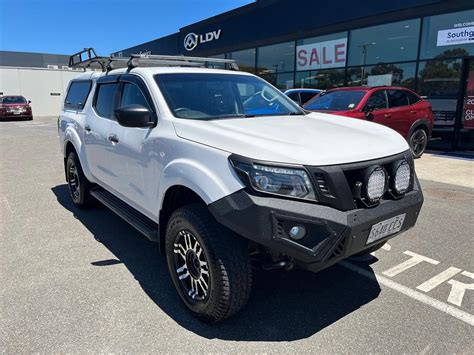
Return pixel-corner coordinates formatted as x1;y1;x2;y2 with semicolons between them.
68;48;239;72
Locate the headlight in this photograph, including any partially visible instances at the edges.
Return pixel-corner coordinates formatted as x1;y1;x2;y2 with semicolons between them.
365;166;387;203
392;160;411;195
231;160;317;201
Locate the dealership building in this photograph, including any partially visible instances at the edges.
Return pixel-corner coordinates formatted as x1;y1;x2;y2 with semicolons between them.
113;0;474;150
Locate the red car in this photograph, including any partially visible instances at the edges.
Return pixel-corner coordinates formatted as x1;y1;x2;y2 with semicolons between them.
0;96;33;121
304;86;433;158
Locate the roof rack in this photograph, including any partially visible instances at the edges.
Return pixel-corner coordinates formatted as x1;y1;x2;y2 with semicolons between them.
69;48;239;72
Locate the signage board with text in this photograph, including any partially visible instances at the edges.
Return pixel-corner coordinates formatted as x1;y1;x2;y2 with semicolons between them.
437;26;474;47
296;38;347;71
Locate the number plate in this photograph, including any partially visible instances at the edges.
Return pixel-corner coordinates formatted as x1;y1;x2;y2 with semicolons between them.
367;214;406;244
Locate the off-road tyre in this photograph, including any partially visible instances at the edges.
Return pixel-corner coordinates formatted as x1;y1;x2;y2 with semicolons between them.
66;151;94;208
165;204;252;323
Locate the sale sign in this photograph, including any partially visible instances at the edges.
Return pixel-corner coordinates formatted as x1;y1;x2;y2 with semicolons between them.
296;38;347;71
462;66;474;130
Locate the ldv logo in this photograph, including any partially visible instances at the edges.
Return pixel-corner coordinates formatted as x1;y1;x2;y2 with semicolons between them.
184;30;222;51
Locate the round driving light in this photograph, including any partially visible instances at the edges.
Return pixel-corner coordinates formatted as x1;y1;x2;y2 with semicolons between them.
394;161;411;194
289;225;306;240
366;167;387;203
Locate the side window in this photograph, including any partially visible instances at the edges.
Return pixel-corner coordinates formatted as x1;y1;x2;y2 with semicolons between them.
300;92;317;104
365;90;387;110
406;90;421;105
120;83;150;109
287;92;300;104
387;90;409;108
64;81;91;110
94;83;119;118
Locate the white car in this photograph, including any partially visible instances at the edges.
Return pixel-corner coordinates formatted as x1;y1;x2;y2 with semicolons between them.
59;49;423;322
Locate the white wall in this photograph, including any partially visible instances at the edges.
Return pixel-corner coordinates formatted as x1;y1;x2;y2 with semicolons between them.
0;67;82;116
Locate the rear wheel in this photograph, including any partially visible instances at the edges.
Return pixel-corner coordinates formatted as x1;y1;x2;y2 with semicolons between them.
165;204;252;323
409;128;428;159
66;152;94;208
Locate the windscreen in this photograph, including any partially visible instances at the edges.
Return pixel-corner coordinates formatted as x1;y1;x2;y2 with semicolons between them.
155;73;303;120
1;96;27;104
304;90;366;111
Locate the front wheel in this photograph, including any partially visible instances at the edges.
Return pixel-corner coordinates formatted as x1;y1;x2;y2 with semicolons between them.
409;128;428;159
165;204;252;323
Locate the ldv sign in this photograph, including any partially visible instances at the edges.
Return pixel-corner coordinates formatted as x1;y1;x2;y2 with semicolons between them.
297;38;347;71
183;30;222;51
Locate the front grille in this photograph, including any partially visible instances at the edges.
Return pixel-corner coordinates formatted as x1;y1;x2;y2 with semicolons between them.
314;173;333;197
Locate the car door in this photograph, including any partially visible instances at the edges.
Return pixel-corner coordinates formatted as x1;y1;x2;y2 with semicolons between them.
363;89;393;127
107;74;158;216
84;76;120;189
385;89;411;134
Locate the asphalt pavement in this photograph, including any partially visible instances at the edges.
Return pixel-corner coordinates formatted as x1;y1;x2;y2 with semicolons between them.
1;116;473;353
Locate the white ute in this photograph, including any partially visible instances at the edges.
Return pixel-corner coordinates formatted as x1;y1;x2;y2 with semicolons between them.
59;49;424;322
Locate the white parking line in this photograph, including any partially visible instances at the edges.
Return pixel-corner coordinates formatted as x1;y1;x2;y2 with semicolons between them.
340;260;474;327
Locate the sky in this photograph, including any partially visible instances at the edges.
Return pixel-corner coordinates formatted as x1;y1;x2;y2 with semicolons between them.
0;0;253;55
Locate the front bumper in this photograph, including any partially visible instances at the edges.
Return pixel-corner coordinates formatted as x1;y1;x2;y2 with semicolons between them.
209;178;423;273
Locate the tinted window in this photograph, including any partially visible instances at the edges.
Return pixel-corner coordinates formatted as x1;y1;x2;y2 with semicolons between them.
387;90;409;108
121;83;150;109
300;92;318;104
65;81;91;109
287;92;300;103
304;90;366;111
257;41;295;74
295;68;346;90
227;49;256;74
94;83;118;118
366;90;387;109
420;10;474;60
347;62;417;88
1;96;27;104
406;91;421;105
348;19;420;66
155;73;301;120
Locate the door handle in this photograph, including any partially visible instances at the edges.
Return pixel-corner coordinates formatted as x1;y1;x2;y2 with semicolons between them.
410;110;418;114
84;125;91;132
108;134;119;143
384;114;392;118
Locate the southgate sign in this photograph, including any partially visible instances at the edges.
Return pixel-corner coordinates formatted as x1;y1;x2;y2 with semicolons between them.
296;38;347;71
437;26;474;47
184;29;222;51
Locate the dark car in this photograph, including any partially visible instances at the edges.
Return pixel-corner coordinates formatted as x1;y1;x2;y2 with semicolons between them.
304;86;433;158
0;96;33;121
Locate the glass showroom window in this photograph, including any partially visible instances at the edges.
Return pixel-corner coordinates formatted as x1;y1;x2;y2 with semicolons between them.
276;72;294;91
209;53;226;69
417;59;463;98
257;41;295;76
348;19;421;66
295;69;345;90
296;32;348;72
420;9;474;60
347;62;417;88
227;48;256;73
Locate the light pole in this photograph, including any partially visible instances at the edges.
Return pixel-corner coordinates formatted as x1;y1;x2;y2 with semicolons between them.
359;42;376;85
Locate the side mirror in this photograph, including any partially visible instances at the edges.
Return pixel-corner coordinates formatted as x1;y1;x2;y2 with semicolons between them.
114;105;154;128
28;100;31;104
362;104;375;120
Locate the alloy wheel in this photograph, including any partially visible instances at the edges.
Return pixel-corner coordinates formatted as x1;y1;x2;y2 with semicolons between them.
173;230;210;301
68;163;81;202
410;129;427;157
